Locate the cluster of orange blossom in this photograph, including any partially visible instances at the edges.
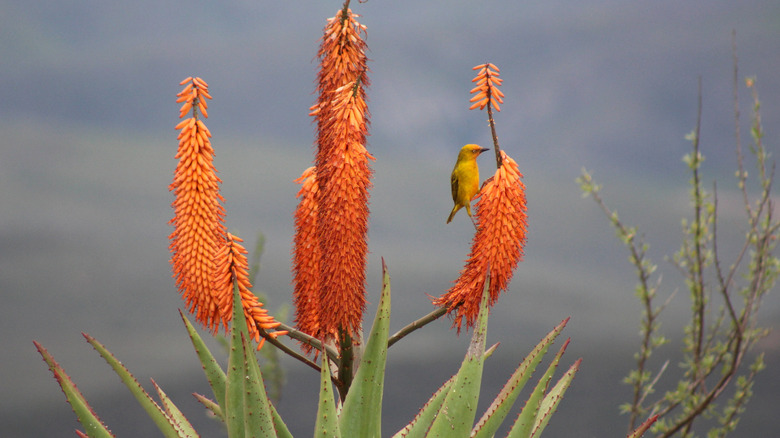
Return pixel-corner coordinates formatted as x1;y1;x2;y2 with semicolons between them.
171;54;524;353
469;63;505;111
169;77;285;348
294;7;373;346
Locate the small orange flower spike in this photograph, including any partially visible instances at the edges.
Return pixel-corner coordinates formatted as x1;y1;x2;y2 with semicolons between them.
435;151;528;331
469;63;504;112
213;233;287;349
169;77;227;332
169;78;285;346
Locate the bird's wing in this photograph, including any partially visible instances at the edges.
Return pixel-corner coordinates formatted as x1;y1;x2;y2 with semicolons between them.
450;172;459;202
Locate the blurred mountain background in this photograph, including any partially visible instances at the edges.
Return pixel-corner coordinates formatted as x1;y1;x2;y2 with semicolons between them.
2;1;779;436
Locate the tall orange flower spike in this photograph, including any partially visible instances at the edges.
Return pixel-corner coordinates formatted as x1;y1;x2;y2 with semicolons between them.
213;233;287;350
469;63;504;112
169;77;227;332
434;151;528;331
292;166;322;350
305;7;374;342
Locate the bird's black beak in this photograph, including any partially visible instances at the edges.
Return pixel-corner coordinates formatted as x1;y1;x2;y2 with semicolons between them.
479;147;490;154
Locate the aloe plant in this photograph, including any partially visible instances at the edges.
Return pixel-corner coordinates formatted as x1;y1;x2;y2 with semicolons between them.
35;262;600;437
33;3;664;437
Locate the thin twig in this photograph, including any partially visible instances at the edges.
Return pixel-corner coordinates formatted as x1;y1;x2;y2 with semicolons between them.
711;182;741;328
691;77;706;371
388;306;449;348
276;322;341;364
257;328;321;372
484;70;503;169
732;30;750;214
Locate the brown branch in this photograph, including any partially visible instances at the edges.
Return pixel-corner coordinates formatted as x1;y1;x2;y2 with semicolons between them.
387;306;449;348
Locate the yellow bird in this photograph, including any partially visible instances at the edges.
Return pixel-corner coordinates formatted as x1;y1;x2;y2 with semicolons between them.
447;144;490;224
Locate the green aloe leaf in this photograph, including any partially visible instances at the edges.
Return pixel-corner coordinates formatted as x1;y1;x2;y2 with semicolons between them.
192;393;223;421
473;317;571;438
339;259;392;438
225;281;249;437
426;275;491;437
33;341;115;438
528;358;580;437
315;353;342;438
507;337;572;438
152;379;199;437
394;345;499;438
391;375;455;438
179;310;227;415
268;399;294;438
240;331;278;437
83;334;182;438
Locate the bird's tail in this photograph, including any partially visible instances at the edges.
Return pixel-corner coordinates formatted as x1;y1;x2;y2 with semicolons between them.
446;205;460;224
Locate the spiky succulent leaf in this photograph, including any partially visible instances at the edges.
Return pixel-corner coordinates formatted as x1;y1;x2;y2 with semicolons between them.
225;281;249;437
473;318;571;438
33;341;115;438
339;260;392;438
528;358;580;437
268;400;294;438
507;338;571;438
240;331;278;437
315;352;342;438
152;379;199;438
192;393;223;421
179;310;227;412
392;376;455;438
427;276;491;437
83;334;182;438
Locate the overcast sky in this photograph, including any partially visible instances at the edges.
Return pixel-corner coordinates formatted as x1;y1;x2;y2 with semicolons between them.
2;1;780;436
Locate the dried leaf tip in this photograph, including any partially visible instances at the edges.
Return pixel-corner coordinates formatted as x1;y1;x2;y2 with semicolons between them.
469;63;504;112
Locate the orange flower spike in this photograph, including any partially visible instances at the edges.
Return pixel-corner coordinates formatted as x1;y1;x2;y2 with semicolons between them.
213;233;286;349
434;151;527;331
169;77;227;332
309;9;373;341
469;63;503;112
292;167;322;348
